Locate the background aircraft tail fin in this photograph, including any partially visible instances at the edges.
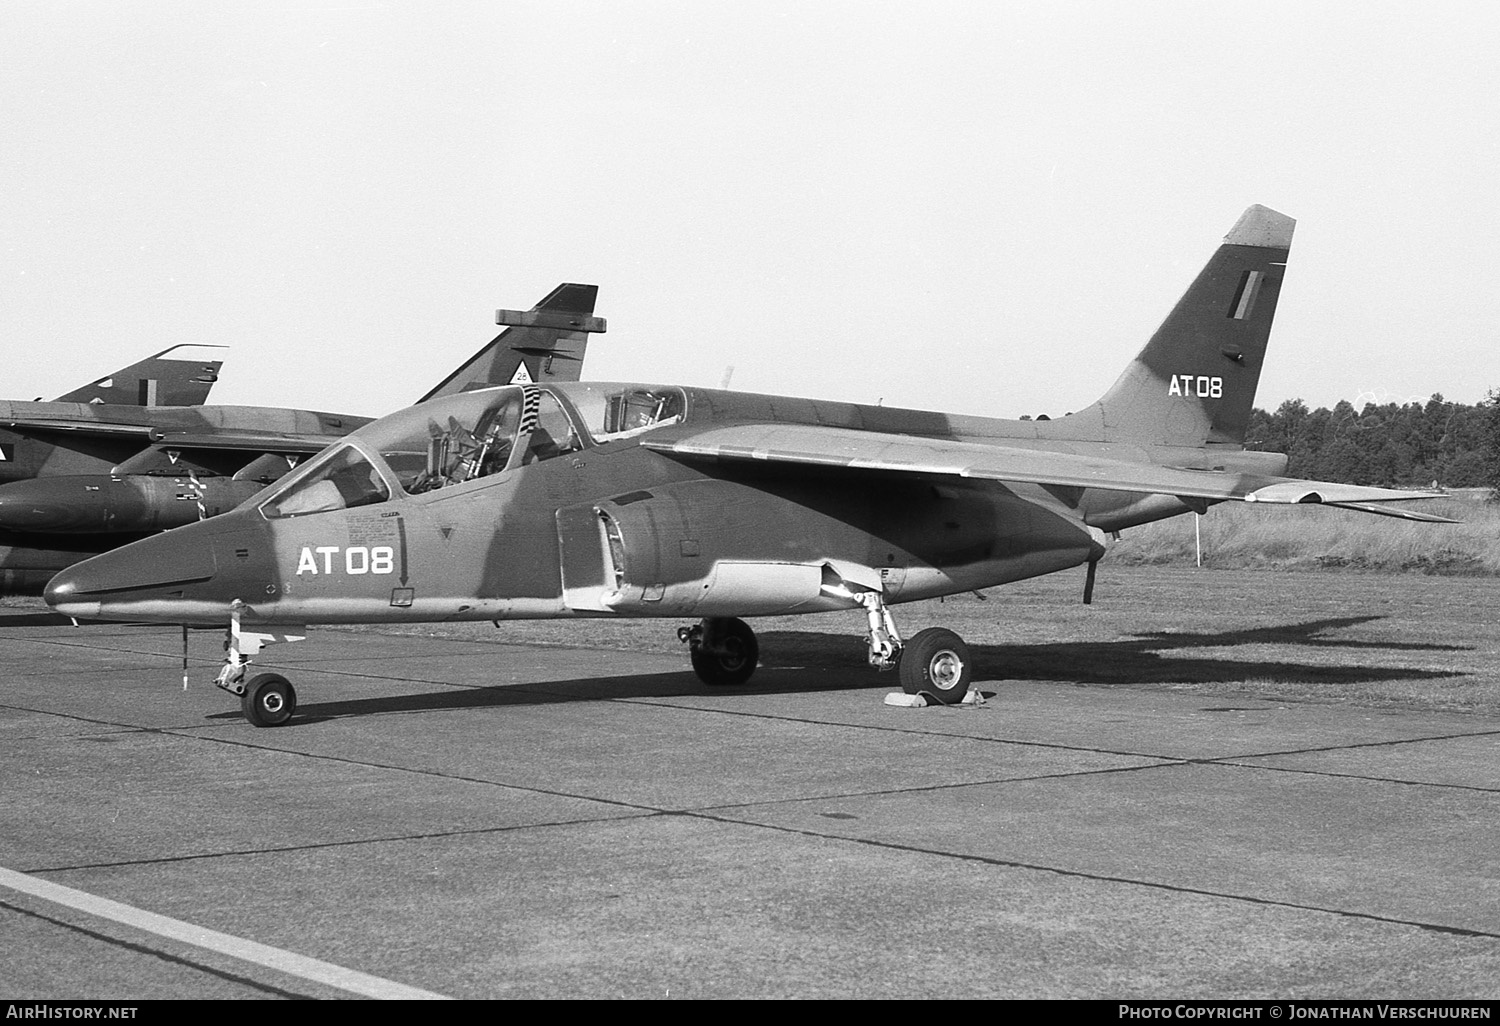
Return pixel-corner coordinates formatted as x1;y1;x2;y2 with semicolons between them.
52;345;225;407
1039;205;1294;448
419;283;607;402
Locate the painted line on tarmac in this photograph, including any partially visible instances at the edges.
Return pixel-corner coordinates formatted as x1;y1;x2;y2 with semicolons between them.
0;865;450;1000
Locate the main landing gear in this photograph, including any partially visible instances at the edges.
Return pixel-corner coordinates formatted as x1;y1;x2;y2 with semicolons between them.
212;601;308;727
677;617;759;686
898;627;972;705
678;591;974;704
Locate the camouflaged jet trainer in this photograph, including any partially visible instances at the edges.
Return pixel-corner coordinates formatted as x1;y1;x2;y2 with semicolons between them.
46;208;1453;726
1;284;603;592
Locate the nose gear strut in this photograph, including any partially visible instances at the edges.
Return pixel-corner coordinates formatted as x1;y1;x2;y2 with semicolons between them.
211;600;308;726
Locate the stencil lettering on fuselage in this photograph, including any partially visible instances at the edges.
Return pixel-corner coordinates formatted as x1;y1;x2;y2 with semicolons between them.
295;545;395;575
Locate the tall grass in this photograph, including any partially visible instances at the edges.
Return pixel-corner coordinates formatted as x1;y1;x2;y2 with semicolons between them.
1110;497;1500;574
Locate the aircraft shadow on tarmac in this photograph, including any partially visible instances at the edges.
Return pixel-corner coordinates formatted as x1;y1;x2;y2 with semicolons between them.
760;614;1469;689
205;615;1470;725
0;609;79;627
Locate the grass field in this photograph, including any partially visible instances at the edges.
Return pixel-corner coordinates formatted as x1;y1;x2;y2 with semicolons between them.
1110;496;1499;574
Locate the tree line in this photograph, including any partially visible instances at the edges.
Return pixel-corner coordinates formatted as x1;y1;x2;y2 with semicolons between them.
1242;393;1500;490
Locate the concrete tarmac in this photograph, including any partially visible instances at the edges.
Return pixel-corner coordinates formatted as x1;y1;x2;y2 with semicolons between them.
1;612;1497;999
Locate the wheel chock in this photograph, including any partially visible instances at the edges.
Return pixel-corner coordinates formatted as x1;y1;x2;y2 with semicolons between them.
883;689;985;708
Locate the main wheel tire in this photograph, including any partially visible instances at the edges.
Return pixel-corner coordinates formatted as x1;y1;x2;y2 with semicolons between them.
242;672;298;727
689;617;759;687
899;628;972;705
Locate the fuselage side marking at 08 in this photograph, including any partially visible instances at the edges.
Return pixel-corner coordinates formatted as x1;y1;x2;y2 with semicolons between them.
295;545;396;575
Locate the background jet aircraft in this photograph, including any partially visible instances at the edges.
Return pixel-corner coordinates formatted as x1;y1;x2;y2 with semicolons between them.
0;284;604;592
46;208;1453;726
2;344;226;482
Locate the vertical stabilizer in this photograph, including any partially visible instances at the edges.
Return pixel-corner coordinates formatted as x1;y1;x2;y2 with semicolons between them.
1041;205;1294;447
53;345;225;407
419;283;606;402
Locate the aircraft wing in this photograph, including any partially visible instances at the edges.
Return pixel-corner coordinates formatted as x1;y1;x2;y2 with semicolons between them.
3;418;338;455
143;430;342;455
2;418;154;440
640;423;1458;523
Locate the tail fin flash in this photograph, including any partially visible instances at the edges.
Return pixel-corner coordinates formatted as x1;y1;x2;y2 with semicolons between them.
53;345;225;407
1043;205;1294;447
419;283;606;402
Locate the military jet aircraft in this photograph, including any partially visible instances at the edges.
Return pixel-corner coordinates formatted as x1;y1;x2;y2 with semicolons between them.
5;343;226;481
0;344;224;591
0;283;603;592
46;207;1453;725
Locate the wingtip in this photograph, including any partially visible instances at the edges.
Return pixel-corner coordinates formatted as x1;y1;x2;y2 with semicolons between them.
1225;204;1296;249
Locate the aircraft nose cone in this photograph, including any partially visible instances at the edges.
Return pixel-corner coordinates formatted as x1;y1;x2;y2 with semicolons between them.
45;530;218;618
42;567;92;616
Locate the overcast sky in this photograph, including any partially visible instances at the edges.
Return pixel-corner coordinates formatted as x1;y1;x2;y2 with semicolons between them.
4;1;1497;422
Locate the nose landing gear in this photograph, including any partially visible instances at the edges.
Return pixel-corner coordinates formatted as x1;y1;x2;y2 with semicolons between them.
213;601;308;727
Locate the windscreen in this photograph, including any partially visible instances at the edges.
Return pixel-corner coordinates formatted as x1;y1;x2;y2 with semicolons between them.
260;445;390;519
258;386;591;518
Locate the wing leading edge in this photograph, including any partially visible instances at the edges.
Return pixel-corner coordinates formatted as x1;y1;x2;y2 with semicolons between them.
641;423;1457;523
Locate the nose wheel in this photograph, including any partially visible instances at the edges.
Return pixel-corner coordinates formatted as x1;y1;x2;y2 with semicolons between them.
241;672;298;727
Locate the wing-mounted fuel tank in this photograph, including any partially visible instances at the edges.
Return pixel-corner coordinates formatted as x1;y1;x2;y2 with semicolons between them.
555;478;887;617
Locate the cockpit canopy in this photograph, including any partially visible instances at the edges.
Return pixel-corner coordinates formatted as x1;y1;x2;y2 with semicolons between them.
258;383;686;519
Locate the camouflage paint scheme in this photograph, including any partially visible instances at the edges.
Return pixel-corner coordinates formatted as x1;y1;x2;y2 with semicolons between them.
45;209;1452;717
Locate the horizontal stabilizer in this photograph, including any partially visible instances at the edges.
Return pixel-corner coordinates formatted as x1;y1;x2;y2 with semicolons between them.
1243;480;1447;506
494;308;607;334
1317;501;1459;524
